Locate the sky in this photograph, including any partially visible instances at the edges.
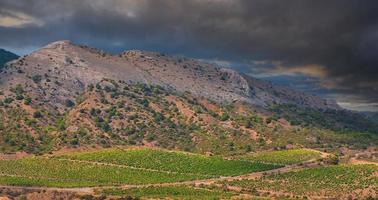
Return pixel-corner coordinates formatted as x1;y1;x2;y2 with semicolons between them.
0;0;377;112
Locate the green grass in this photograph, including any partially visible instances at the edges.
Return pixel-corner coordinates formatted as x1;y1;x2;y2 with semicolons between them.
100;186;238;200
235;149;322;165
224;164;378;198
56;148;281;176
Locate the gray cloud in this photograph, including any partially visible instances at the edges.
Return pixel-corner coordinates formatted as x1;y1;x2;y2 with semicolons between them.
0;0;377;110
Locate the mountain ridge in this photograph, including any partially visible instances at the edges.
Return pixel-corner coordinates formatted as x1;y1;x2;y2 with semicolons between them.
2;40;339;112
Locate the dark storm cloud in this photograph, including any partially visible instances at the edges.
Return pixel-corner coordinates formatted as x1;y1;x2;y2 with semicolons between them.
0;0;378;110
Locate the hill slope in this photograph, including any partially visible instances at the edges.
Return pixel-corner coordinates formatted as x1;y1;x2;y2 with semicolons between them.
0;41;376;155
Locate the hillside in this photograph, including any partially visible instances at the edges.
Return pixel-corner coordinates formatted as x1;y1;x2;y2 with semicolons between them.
0;41;376;155
0;49;19;69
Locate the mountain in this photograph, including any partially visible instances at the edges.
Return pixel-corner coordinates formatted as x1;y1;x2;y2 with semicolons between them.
0;48;19;69
0;40;376;154
1;40;339;111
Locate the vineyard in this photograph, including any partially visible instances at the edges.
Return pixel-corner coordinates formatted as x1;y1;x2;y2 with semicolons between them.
0;157;209;187
222;164;378;199
0;148;279;187
98;186;238;200
0;147;376;199
55;147;280;176
234;149;323;165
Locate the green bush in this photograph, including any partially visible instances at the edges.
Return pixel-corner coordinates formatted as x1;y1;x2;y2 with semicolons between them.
219;113;229;121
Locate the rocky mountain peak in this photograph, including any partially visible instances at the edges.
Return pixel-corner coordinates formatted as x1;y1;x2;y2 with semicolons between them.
44;40;72;48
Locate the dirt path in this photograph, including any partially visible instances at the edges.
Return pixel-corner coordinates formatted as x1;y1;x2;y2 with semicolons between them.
0;185;93;194
349;158;378;166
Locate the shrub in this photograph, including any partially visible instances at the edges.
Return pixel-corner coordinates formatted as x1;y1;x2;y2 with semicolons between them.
32;75;42;83
153;112;165;122
64;99;75;107
243;119;253;128
88;84;94;91
56;118;66;131
140;98;149;107
3;97;13;104
90;108;97;116
33;111;43;118
219;113;229;121
10;84;24;94
15;95;24;100
24;97;32;105
70;138;79;146
96;83;102;90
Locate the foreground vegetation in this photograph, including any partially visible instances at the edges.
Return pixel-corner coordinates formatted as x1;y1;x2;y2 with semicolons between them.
223;164;378;199
235;149;322;165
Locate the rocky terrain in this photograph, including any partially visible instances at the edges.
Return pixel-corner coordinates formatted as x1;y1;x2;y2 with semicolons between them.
1;40;339;112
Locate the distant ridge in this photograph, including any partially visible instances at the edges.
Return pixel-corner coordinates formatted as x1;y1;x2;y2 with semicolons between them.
0;48;19;69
